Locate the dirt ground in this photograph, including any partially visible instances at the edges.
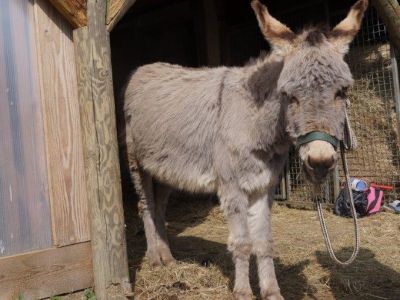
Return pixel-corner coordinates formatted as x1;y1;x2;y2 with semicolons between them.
61;194;400;300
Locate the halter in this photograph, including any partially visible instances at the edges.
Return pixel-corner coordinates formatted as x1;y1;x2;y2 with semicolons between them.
296;107;357;151
297;131;339;149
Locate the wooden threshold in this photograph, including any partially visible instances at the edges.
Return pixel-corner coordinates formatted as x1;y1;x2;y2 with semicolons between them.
0;242;93;300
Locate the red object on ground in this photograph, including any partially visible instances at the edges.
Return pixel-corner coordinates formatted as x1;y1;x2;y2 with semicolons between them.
370;183;394;191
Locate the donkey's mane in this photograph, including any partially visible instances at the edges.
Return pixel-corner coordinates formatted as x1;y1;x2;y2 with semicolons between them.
302;25;331;46
244;50;270;67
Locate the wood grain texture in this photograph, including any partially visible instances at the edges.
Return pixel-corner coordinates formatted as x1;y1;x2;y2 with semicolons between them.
106;0;136;31
34;0;90;247
46;0;87;28
0;0;52;257
372;0;400;51
77;0;132;298
0;242;93;300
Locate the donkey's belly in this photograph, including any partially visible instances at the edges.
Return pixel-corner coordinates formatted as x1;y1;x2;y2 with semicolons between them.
140;153;217;193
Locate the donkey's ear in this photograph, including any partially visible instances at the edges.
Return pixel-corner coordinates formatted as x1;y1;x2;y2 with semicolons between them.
330;0;368;54
251;0;295;56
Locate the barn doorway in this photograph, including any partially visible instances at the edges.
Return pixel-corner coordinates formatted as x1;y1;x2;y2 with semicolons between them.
109;0;400;296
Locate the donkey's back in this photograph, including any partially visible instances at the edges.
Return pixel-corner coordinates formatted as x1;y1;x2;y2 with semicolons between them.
124;62;228;192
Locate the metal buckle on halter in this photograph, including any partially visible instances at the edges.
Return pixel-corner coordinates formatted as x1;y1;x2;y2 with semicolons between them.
297;131;339;149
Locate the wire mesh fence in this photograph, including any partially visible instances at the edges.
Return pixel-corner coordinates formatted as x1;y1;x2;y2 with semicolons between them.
282;7;400;206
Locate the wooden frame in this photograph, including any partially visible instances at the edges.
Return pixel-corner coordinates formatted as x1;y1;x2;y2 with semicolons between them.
44;0;139;32
107;0;137;31
45;0;87;28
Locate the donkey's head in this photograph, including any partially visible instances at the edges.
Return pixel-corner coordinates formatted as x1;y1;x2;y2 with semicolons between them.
252;0;367;184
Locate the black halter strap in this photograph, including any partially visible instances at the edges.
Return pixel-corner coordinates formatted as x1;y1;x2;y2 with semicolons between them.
297;131;339;149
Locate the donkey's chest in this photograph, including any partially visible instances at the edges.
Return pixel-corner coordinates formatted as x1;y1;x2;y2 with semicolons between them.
235;145;289;195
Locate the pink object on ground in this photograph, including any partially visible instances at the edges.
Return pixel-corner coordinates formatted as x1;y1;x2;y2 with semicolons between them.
367;186;384;215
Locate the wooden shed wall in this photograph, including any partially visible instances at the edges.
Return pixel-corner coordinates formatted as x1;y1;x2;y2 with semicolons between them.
0;0;93;298
0;0;90;257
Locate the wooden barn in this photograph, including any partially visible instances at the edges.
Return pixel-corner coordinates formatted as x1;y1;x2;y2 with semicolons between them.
0;0;399;299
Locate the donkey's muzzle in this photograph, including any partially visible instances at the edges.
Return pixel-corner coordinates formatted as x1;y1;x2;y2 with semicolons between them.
304;155;336;182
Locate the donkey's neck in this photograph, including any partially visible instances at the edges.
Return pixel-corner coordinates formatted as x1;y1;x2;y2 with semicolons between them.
245;53;284;104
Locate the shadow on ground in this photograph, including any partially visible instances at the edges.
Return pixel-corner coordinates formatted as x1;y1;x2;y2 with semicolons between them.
316;247;400;300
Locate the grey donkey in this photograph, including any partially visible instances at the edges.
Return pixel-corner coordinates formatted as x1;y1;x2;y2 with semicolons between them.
122;0;368;299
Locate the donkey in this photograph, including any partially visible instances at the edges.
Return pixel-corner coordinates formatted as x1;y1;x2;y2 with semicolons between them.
122;0;368;299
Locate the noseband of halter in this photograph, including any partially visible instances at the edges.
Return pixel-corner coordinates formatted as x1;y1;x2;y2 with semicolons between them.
297;131;339;149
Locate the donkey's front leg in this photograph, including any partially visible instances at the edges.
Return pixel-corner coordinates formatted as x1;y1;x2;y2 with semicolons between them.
248;190;283;300
219;185;252;300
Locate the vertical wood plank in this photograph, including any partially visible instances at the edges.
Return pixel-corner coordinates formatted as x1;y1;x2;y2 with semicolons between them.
0;0;52;256
33;0;90;246
76;0;132;297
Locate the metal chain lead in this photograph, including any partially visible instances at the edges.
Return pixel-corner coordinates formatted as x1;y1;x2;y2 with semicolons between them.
316;142;360;266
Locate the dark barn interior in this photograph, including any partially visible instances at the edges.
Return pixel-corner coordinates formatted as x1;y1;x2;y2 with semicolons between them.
110;0;358;201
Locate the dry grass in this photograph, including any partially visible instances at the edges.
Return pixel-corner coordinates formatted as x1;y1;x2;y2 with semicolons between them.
57;194;400;300
123;195;400;300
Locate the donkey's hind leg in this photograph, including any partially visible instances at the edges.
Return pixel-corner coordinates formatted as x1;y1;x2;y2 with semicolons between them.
132;163;174;266
153;180;175;264
133;168;161;266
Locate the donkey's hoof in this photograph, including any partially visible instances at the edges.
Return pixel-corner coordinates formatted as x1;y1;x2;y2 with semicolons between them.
146;250;163;266
146;248;176;266
158;246;176;265
233;289;253;300
261;291;284;300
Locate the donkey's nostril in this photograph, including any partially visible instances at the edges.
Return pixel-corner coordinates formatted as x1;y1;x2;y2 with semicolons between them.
308;156;319;169
308;156;335;170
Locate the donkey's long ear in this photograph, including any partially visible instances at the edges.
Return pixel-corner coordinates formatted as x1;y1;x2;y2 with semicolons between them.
251;0;295;56
330;0;368;54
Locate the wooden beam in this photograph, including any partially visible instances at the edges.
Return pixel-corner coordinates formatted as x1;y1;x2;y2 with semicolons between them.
372;0;400;52
0;242;93;300
45;0;87;28
75;0;132;298
106;0;137;31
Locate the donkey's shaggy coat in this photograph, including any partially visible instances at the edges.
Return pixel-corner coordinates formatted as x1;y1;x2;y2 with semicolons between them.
123;1;368;299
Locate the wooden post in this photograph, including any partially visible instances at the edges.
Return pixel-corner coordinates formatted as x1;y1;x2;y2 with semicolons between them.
73;0;132;298
372;0;400;52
